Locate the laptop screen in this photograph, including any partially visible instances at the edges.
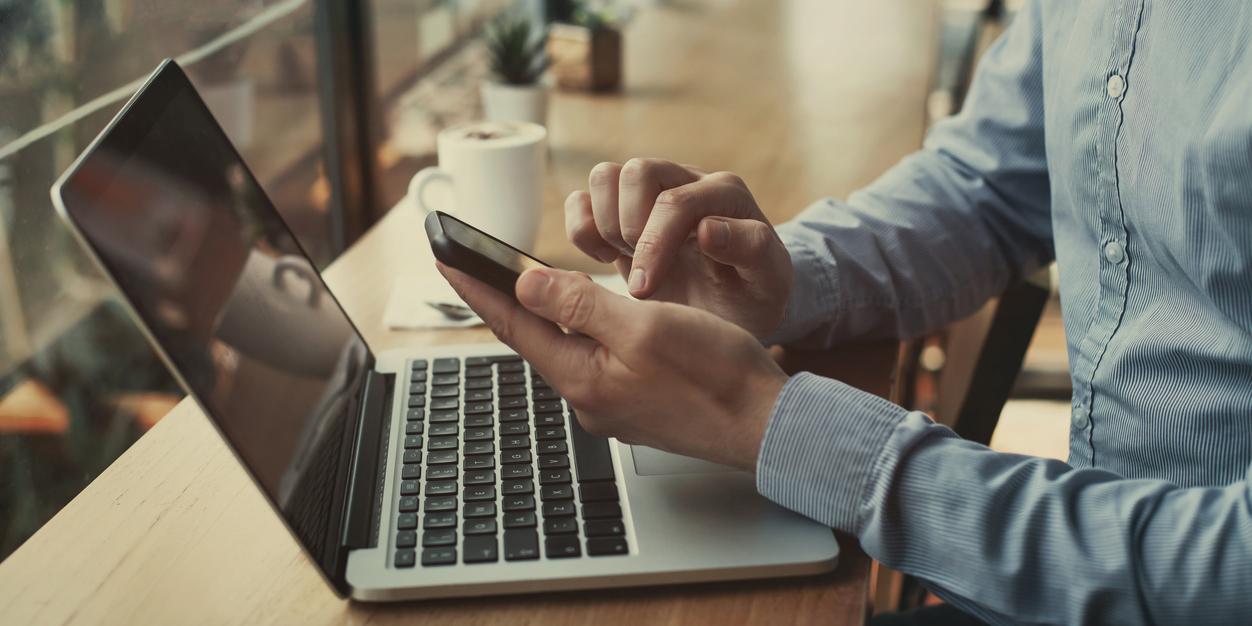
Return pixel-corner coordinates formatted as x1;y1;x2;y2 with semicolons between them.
55;62;369;580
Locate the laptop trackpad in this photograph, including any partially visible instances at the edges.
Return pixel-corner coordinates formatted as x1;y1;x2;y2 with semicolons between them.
631;446;736;476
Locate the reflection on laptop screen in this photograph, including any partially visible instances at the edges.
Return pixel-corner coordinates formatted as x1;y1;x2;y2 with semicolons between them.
57;64;369;572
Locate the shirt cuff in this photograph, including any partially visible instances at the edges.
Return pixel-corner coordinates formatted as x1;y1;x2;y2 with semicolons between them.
760;226;840;346
755;372;908;532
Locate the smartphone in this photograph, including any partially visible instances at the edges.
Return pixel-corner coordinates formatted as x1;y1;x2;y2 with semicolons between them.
425;210;551;297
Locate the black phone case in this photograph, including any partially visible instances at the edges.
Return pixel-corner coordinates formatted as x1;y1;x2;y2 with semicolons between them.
424;210;548;297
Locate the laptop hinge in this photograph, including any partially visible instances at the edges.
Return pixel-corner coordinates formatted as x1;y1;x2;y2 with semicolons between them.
341;368;394;551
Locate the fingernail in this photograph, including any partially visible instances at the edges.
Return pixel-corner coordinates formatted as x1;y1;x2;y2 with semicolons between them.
517;269;552;306
628;267;646;293
707;218;731;248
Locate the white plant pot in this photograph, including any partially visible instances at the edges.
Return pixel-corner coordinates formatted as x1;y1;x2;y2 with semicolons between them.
480;81;549;127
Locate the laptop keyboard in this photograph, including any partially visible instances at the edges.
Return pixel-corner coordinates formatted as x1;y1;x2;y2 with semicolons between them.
394;355;629;567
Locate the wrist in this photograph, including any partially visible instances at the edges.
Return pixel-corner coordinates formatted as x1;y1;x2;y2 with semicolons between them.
733;369;788;473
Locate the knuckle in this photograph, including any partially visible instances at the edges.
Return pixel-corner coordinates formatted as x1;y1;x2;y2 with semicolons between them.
709;171;745;187
588;162;620;187
486;309;517;345
654;188;688;208
619;158;656;187
558;285;596;329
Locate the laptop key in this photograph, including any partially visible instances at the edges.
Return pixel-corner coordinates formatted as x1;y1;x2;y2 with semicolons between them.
427;436;457;451
464;377;493;390
431;358;459;374
580;482;619;502
409;383;427;395
581;502;623;519
465;366;493;379
423;512;456;529
421;547;457;566
464;456;495;470
532;388;560;401
541;485;573;500
430;398;459;411
425;481;456;497
463;536;499;564
397;513;418;530
500;423;529;436
396;530;417;548
537;441;568;454
424;496;457;512
585;520;626;537
500;397;528;410
406;408;424;422
501;436;531;450
543;517;578;534
502;450;532;465
408;395;426;408
405;422;424;435
503;495;535;512
432;374;459;386
399;496;419;512
536;427;566;441
465;402;494;414
427;450;457;465
504;529;540;561
545;535;581;558
411;370;427;383
503;479;534;495
500;409;529;422
533;400;562;413
534;413;564;427
465;389;493;402
422;528;456;547
404;435;423;449
400;480;421;495
429;423;457;437
540;469;571;485
542;501;576;517
464;356;495;367
463;519;498;535
504;511;537;528
587;537;629;556
503;464;533;479
403;450;422;464
412;359;429;371
431;385;459;398
498;385;527;397
395;550;416;568
464;469;495;485
537;454;569;469
498;361;525;373
531;376;550;389
464;502;496;518
464;414;492;428
499;373;525;385
426;466;456;481
465;425;493;440
464;485;497;501
465;441;495;456
430;410;459;423
401;465;421;480
570;410;615;482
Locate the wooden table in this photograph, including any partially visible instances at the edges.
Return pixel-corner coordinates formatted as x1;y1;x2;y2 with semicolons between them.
0;0;936;623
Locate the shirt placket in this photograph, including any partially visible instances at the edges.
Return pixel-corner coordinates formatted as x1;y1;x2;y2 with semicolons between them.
1069;0;1145;460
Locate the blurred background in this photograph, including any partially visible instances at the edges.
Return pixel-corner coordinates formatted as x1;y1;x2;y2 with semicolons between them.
1;0;1067;567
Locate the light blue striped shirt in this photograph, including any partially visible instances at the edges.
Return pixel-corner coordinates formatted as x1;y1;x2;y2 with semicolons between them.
756;1;1252;623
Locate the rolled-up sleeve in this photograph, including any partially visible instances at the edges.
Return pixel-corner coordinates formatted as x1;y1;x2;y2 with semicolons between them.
765;0;1054;347
757;373;1252;625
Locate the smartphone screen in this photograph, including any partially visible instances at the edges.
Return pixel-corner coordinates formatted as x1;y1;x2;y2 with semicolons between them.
438;213;548;275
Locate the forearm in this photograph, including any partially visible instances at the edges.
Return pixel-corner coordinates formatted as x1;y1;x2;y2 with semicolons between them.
758;373;1252;625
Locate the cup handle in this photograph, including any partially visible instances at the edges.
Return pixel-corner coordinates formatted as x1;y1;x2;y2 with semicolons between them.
409;166;454;215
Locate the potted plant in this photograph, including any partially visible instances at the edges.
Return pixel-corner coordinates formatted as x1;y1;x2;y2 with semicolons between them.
480;14;550;126
546;1;624;92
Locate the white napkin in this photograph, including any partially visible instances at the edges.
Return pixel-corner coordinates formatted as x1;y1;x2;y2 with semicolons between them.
384;272;631;330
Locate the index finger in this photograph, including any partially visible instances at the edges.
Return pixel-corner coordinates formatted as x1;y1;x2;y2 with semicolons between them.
627;176;756;298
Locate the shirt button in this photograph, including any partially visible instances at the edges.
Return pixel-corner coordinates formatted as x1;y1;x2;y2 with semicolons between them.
1106;74;1126;98
1104;240;1126;264
1072;409;1090;430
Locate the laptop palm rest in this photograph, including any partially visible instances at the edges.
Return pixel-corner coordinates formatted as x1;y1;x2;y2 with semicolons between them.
631;446;737;476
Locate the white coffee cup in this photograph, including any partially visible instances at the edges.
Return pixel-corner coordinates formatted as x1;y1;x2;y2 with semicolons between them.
408;121;548;252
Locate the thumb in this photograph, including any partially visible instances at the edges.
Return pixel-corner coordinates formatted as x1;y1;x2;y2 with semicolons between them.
696;216;787;283
515;267;635;347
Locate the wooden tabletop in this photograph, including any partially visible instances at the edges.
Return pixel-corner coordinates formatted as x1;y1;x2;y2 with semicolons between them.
0;1;936;623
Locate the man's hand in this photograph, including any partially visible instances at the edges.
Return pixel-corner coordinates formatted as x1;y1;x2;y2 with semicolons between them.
565;158;794;339
438;263;789;471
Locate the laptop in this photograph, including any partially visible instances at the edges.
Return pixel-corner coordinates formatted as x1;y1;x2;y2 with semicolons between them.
50;60;838;601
